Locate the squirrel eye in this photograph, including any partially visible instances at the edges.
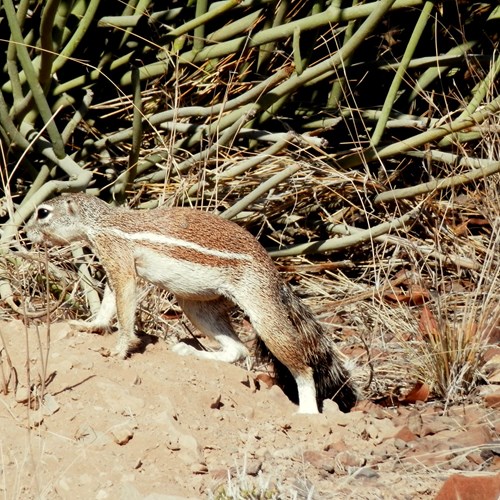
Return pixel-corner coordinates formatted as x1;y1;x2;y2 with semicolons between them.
37;207;51;220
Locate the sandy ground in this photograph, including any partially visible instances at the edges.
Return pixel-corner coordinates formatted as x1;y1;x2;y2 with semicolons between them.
0;319;499;499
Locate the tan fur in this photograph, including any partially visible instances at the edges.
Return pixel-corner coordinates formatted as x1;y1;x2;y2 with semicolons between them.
25;193;357;414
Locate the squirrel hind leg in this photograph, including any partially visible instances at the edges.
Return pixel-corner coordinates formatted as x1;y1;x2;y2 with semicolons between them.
174;297;249;363
295;370;320;414
255;339;319;413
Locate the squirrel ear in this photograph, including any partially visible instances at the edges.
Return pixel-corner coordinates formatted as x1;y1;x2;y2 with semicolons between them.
65;198;80;217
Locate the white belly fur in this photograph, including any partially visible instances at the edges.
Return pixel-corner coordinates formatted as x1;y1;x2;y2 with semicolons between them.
134;247;230;300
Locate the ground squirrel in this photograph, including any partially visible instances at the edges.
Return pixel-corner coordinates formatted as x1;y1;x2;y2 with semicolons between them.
25;193;357;414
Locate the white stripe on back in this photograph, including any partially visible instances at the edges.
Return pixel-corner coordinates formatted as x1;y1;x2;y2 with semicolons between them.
107;228;252;261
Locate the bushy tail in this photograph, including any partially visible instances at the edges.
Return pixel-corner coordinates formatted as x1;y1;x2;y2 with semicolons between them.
256;284;358;413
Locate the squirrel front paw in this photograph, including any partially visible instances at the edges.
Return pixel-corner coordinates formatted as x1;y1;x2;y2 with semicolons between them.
112;336;142;359
69;319;109;334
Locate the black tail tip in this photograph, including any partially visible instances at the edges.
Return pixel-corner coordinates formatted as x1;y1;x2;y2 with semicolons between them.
256;339;358;413
324;383;358;413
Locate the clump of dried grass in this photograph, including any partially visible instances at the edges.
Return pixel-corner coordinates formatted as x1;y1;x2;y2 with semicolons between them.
208;459;313;500
415;219;500;404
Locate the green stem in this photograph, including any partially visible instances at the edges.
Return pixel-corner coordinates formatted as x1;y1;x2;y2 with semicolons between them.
292;27;304;75
207;9;262;42
194;0;209;51
375;152;500;204
39;0;60;92
0;88;30;149
257;0;289;71
112;66;142;203
166;0;241;40
439;53;500;147
61;89;93;144
98;9;183;28
2;0;65;158
269;208;419;257
222;163;302;220
52;0;103;73
408;41;477;102
89;67;291;152
218;133;293;179
328;0;358;108
259;0;398;122
6;0;30;104
336;94;500;169
120;0;422;85
119;0;152;48
370;0;435;147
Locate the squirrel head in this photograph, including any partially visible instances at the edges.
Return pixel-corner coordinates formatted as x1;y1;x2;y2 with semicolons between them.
25;193;110;246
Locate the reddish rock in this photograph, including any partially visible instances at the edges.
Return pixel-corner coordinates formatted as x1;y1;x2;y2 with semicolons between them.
394;425;417;442
404;439;454;467
421;417;456;436
352;400;392;419
494;420;500;436
334;451;365;474
406;409;424;436
467;451;487;466
450;425;493;449
483;390;500;408
324;439;348;455
303;450;335;473
435;473;500;500
461;404;488;427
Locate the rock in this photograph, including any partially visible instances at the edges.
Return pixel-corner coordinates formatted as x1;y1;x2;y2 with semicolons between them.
355;467;380;479
29;410;44;428
334;451;365;475
111;426;134;445
321;399;340;414
266;384;293;409
245;460;262;476
394;438;409;450
352;400;392;419
254;373;274;389
51;322;75;341
190;462;208;474
162;413;205;466
15;386;30;404
41;393;60;416
303;450;336;473
97;380;145;415
466;451;487;467
367;417;397;443
325;439;348;455
405;439;454;467
460;404;488;427
449;425;492;449
483;390;500;408
394;425;417;442
322;399;352;425
406;409;424;436
435;473;500;500
210;468;234;482
95;489;109;499
119;483;143;500
421;417;456;436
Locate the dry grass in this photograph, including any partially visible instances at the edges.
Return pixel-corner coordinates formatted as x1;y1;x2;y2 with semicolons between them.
10;153;500;408
1;4;499;497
